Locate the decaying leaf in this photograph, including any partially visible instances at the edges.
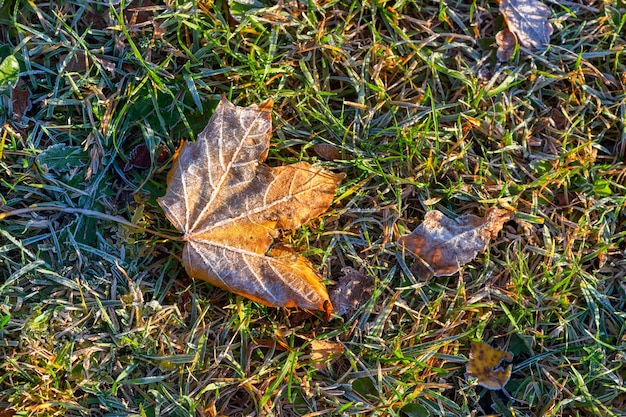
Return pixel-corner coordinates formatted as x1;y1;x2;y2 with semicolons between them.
500;0;552;51
313;143;354;161
329;267;374;317
310;339;344;370
0;408;15;417
158;98;344;316
11;78;32;120
466;341;513;390
123;0;156;27
124;143;169;171
496;29;517;62
62;51;89;73
313;143;342;161
398;208;513;279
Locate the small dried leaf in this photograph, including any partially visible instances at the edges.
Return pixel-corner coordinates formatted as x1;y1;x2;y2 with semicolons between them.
310;340;344;370
84;7;108;30
124;0;156;26
500;0;552;50
496;29;516;61
158;98;344;316
156;146;170;163
62;51;89;73
153;21;166;39
124;143;168;171
124;144;151;171
398;208;513;279
313;143;343;161
466;341;513;390
0;408;15;417
11;78;32;120
329;267;374;317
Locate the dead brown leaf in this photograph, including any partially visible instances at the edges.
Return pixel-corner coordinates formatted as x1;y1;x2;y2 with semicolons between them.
313;143;342;161
83;7;108;30
397;208;513;279
0;408;15;417
500;0;552;51
123;143;169;171
496;29;516;61
310;339;344;370
11;79;32;120
124;0;156;27
124;143;152;171
158;98;344;316
62;51;89;73
466;341;513;390
329;267;374;317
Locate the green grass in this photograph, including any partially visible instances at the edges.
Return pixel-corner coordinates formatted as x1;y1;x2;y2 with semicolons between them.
1;0;626;415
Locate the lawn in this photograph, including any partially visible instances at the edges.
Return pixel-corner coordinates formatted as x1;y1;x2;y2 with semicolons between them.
1;0;625;416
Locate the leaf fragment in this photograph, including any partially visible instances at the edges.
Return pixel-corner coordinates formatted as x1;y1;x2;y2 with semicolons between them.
496;29;517;62
329;267;374;317
397;208;513;279
158;98;344;315
499;0;553;51
0;407;15;417
124;143;169;171
123;0;156;26
313;143;343;161
466;341;513;390
310;339;344;370
11;78;32;120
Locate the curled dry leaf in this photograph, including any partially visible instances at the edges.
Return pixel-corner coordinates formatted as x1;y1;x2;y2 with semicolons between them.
313;143;354;161
496;29;517;62
329;267;374;317
124;144;152;171
500;0;552;51
397;208;513;279
466;341;513;390
158;98;344;316
124;143;169;171
313;143;342;161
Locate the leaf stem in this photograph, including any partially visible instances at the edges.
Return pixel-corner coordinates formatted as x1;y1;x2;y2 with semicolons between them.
0;206;183;241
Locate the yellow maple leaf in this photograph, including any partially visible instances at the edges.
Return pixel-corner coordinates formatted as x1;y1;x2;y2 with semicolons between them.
466;341;513;390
